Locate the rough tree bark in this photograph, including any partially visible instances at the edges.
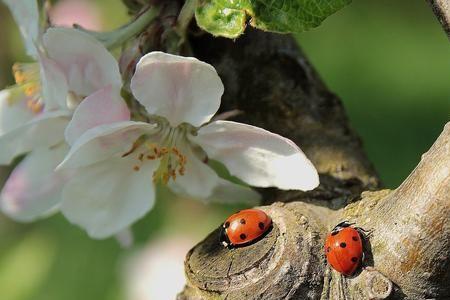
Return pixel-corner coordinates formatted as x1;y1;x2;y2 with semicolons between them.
427;0;450;38
176;29;450;299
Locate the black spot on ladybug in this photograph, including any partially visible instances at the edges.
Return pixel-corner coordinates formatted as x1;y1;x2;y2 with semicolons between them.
240;218;246;224
224;221;230;228
331;231;339;236
240;233;247;240
258;222;265;230
351;257;358;263
326;247;331;253
340;242;347;248
352;236;358;241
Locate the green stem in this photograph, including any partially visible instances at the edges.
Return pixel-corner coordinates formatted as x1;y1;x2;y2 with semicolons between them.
175;0;197;38
74;6;161;49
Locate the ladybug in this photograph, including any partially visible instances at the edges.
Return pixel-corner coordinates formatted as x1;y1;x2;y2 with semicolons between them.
221;209;272;247
324;221;366;276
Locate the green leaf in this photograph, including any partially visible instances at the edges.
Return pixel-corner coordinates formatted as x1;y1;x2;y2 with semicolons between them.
195;0;351;38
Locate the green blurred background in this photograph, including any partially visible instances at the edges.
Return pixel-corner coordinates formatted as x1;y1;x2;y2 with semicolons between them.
0;0;448;299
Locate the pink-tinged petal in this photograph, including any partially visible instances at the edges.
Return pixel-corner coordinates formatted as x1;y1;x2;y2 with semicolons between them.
115;228;134;248
0;111;70;165
43;27;122;96
49;0;103;30
3;0;40;57
130;52;224;127
0;89;34;135
58;121;157;170
65;85;130;145
61;155;158;239
191;120;319;191
0;144;71;221
38;51;69;111
206;178;260;205
168;144;219;199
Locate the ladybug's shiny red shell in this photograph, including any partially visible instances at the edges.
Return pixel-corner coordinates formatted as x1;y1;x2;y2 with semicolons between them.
325;224;364;276
222;209;272;246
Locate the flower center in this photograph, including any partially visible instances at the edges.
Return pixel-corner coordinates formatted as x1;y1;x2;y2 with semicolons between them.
11;62;43;114
126;125;189;184
66;91;85;110
148;142;186;184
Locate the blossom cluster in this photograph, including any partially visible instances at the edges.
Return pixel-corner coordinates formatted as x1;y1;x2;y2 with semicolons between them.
0;1;319;239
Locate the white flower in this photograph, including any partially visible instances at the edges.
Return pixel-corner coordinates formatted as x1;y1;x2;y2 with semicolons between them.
0;6;123;222
58;52;319;238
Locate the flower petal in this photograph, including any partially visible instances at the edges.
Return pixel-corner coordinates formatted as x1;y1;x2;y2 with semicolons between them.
191;121;319;191
38;51;69;111
61;156;158;239
0;144;70;221
115;228;134;248
204;178;260;205
130;52;224;127
58;121;156;170
168;144;219;199
65;85;130;145
43;27;122;96
0;111;70;165
0;89;34;135
3;0;40;57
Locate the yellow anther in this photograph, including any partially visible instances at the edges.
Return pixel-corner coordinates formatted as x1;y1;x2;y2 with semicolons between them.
31;103;43;114
162;173;170;184
179;166;185;176
13;71;26;84
134;137;189;184
13;64;26;84
26;99;43;114
12;63;39;85
24;84;38;97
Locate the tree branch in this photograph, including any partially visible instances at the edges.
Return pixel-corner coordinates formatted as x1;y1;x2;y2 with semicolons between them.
178;29;450;299
427;0;450;38
345;122;450;298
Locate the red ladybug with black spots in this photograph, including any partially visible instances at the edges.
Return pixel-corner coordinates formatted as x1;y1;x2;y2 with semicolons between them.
221;209;272;247
325;221;366;276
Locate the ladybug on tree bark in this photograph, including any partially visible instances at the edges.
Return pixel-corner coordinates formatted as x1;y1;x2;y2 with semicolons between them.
324;221;367;276
221;209;272;247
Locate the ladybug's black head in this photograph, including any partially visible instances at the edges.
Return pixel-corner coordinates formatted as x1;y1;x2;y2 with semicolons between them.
219;226;231;248
331;221;353;234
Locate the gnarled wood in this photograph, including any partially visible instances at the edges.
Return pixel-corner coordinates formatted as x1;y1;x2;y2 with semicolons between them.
178;29;450;300
344;122;450;298
180;122;449;299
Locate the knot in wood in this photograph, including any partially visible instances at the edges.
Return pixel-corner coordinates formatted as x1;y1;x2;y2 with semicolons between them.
183;202;327;299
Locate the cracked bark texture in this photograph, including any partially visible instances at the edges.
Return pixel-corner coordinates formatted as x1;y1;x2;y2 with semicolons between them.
177;29;450;299
427;0;450;38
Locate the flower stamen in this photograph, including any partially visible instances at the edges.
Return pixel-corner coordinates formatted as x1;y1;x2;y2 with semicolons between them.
10;62;42;114
26;98;44;114
149;144;186;184
125;126;190;184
